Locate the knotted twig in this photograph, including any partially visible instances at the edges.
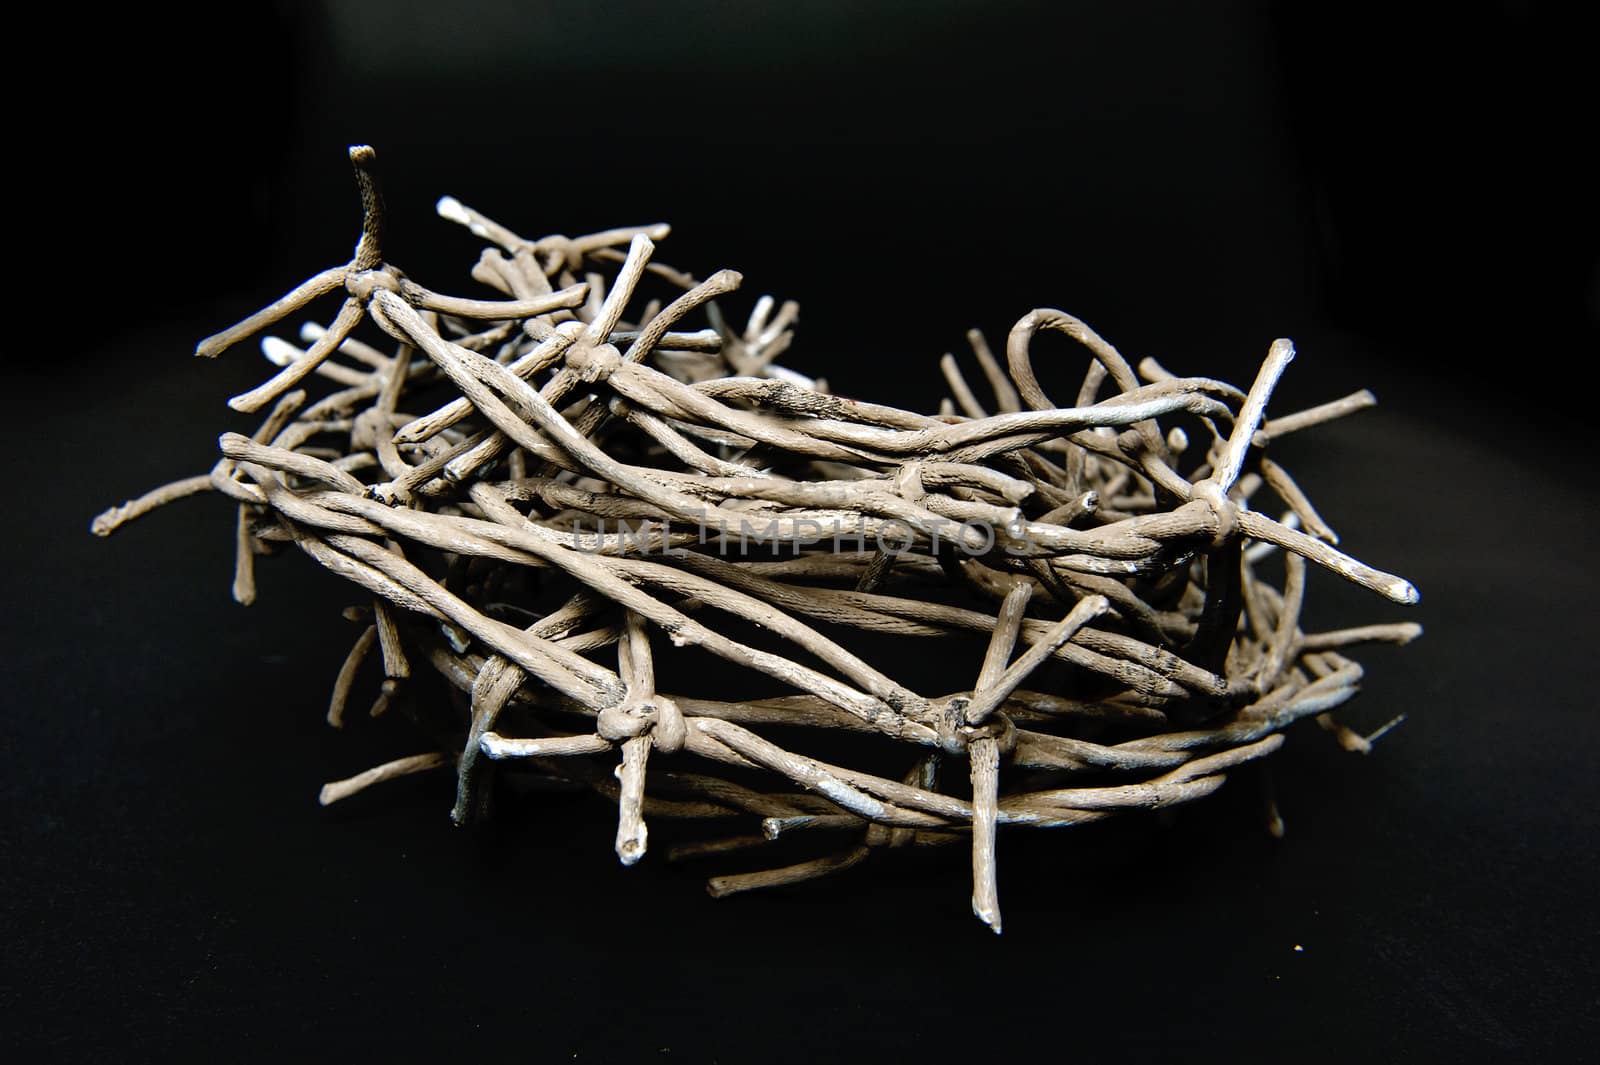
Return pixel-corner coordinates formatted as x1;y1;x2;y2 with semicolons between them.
94;147;1420;931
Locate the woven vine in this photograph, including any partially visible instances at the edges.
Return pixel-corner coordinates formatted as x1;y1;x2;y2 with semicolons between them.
95;147;1420;931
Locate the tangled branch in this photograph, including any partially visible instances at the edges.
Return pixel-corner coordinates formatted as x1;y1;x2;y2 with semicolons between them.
95;147;1420;932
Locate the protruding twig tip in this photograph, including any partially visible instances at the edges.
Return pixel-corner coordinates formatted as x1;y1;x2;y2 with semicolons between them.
436;195;469;225
972;903;1003;934
260;336;299;367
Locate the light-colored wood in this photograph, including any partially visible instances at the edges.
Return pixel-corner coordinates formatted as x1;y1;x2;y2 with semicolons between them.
94;146;1422;932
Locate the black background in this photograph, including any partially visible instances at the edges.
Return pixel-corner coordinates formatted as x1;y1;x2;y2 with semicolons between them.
8;3;1596;1061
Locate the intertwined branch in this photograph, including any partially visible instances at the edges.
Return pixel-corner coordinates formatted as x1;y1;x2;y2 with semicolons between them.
94;147;1420;931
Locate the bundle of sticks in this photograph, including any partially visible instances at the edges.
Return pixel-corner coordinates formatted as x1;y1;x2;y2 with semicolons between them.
94;147;1420;931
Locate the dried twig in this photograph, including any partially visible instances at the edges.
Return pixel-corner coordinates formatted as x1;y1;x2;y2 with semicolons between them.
94;147;1420;931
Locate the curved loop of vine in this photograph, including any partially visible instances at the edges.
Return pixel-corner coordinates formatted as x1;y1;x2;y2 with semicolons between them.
94;147;1420;932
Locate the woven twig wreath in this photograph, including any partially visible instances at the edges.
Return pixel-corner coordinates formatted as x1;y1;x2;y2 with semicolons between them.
95;147;1420;931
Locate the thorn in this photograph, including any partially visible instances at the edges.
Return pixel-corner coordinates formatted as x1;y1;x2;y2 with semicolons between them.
1364;713;1407;747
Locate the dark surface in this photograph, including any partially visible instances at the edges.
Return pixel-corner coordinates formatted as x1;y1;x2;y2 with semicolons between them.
9;3;1596;1061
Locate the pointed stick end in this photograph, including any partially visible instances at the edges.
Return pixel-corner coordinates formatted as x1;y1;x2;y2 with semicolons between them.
260;336;300;367
617;836;647;866
972;901;1003;935
1388;579;1421;606
628;231;656;259
435;195;469;225
1365;713;1408;747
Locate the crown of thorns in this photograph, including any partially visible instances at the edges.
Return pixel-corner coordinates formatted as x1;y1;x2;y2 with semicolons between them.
95;147;1420;932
